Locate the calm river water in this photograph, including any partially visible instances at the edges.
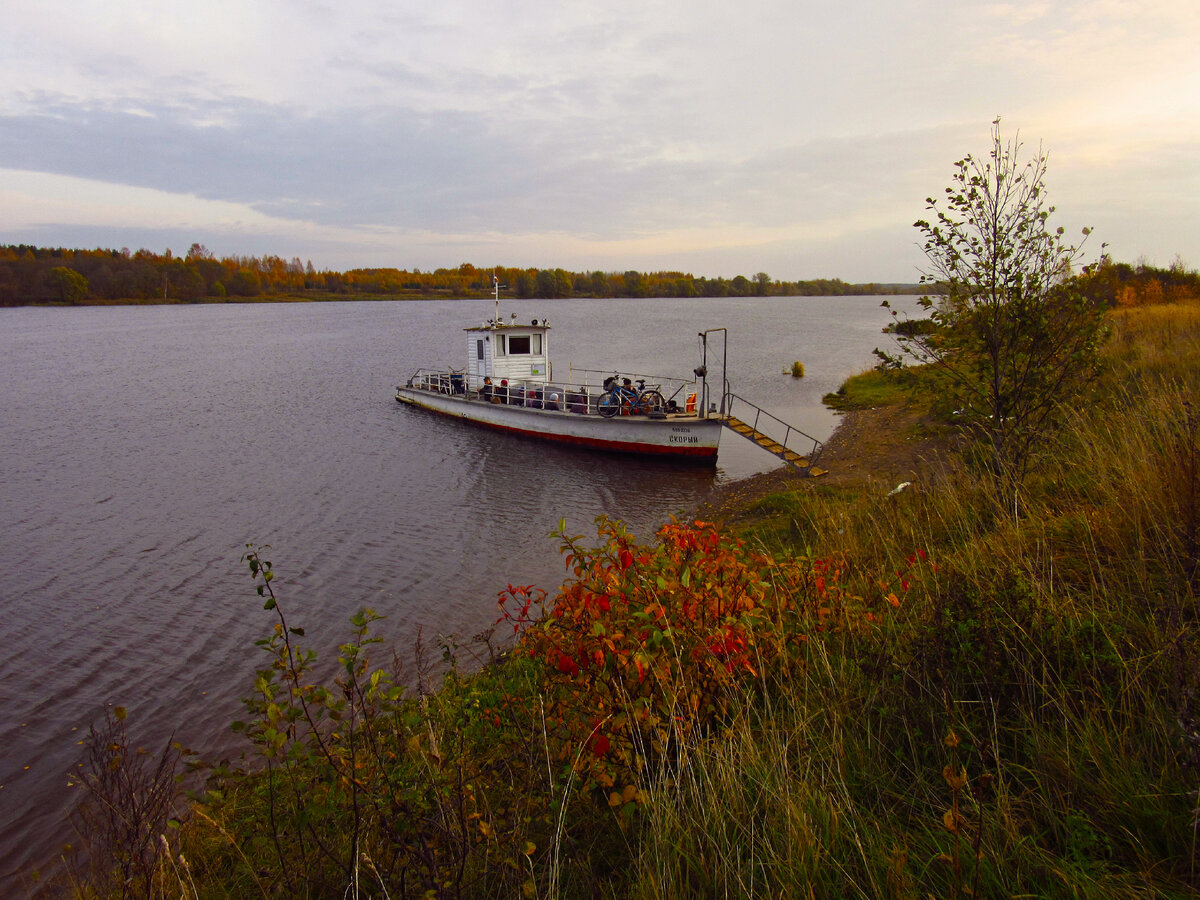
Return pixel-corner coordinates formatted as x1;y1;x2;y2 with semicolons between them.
0;295;898;884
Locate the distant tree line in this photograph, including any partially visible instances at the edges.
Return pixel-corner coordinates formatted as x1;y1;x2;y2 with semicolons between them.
0;244;315;305
13;243;1194;308
1074;256;1200;307
909;258;1199;313
0;243;932;306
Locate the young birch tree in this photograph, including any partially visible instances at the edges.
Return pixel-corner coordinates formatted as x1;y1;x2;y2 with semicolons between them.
883;119;1106;491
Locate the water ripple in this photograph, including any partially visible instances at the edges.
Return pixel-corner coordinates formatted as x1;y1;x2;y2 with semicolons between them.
0;296;902;885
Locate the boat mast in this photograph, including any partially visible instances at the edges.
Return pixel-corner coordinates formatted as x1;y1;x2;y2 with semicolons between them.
492;272;500;326
698;328;728;418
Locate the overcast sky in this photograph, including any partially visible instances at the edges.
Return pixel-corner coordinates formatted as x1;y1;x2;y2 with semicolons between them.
2;0;1197;282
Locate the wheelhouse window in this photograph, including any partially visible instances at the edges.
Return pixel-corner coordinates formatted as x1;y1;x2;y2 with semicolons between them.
508;335;532;354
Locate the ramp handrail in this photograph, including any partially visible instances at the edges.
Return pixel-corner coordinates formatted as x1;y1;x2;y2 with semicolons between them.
722;391;825;467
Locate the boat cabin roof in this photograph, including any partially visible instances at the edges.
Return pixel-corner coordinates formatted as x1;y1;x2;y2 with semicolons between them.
465;317;550;333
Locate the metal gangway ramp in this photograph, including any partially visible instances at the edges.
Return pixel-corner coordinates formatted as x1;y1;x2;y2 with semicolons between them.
721;392;827;475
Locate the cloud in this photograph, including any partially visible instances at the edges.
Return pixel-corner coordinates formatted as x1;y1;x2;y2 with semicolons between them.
2;0;1198;279
0;86;947;235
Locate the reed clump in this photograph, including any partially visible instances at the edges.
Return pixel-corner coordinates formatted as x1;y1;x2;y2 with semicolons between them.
59;301;1200;898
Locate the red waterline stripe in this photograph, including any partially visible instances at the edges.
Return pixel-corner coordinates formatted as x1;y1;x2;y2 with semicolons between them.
475;416;718;458
399;394;718;459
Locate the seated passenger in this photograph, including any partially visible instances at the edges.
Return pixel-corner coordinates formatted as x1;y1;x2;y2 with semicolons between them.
480;377;495;402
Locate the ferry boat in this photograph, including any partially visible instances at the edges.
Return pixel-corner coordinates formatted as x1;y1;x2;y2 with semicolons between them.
395;288;724;461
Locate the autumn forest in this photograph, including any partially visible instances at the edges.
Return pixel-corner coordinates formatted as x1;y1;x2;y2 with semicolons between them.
1;243;924;306
2;242;1197;308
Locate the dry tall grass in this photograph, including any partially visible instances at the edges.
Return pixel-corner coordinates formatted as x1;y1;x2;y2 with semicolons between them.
630;302;1200;898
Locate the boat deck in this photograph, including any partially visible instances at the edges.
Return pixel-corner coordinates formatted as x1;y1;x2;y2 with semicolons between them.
400;369;704;420
396;369;722;459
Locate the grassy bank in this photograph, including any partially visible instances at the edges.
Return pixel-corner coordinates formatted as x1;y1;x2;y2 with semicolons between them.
55;302;1200;898
646;302;1200;897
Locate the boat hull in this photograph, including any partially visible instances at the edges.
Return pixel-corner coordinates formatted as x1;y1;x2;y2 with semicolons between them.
396;388;721;460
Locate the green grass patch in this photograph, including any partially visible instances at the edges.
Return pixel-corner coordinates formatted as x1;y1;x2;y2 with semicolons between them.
822;367;911;410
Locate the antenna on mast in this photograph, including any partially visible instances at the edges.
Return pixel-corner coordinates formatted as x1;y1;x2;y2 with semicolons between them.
492;272;500;326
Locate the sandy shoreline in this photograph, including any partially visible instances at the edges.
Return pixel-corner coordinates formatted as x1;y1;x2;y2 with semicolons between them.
699;402;955;520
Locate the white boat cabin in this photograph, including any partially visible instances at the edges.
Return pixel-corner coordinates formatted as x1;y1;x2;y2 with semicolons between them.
466;318;551;387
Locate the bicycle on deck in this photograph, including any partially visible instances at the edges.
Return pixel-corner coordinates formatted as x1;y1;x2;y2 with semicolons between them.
597;376;666;418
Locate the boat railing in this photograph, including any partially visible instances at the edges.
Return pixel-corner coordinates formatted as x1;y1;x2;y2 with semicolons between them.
563;366;701;407
402;367;702;416
406;369;468;396
721;391;825;467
